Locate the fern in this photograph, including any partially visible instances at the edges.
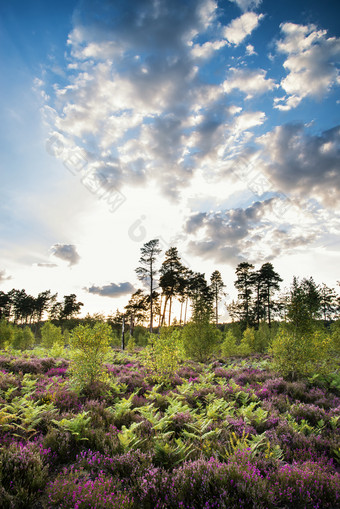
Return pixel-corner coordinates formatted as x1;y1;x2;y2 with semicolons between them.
52;411;91;441
118;422;145;451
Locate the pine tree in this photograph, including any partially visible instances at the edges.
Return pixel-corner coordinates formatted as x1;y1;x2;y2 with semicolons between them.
210;270;226;325
135;239;162;333
257;262;282;328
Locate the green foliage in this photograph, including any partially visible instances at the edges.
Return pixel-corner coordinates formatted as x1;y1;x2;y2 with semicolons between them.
1;382;57;438
331;320;340;353
238;327;254;356
182;320;221;362
126;335;136;352
221;330;238;357
143;327;183;383
12;326;35;350
41;321;63;349
52;411;91;441
69;322;112;388
271;327;333;379
0;319;14;349
254;322;274;352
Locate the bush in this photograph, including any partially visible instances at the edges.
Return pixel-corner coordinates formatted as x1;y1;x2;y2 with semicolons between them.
182;320;221;362
41;321;63;349
11;326;35;350
255;322;273;353
126;336;136;353
47;468;133;508
270;327;333;379
144;327;183;383
221;330;238;357
69;322;112;389
0;441;48;508
238;327;254;356
331;320;340;353
0;319;14;349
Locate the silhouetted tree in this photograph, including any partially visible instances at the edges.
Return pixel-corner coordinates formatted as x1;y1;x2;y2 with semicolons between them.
60;294;83;320
234;262;256;327
135;239;162;333
257;263;282;328
210;270;226;325
159;247;185;326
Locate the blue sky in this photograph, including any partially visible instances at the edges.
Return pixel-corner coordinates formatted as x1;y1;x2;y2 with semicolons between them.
0;0;339;318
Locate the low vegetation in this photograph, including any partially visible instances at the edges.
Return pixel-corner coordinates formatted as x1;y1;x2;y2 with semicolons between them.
0;319;339;508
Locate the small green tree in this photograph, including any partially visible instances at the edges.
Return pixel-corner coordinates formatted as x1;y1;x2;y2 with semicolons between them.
0;319;14;349
11;326;35;350
182;320;221;362
270;327;332;380
40;322;63;349
69;322;112;389
330;320;340;354
254;322;273;353
143;327;183;383
238;327;255;356
221;330;238;357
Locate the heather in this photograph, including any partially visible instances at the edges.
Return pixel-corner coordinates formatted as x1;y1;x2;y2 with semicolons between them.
0;345;339;508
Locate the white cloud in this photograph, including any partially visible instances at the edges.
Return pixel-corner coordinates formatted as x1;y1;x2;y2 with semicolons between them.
246;44;256;55
232;110;266;132
224;67;276;98
191;39;227;59
224;12;264;45
228;0;262;12
275;23;340;109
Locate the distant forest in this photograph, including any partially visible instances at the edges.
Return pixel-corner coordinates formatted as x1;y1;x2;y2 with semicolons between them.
1;239;339;335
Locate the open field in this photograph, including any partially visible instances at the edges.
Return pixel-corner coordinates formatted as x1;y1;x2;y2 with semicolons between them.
0;348;339;508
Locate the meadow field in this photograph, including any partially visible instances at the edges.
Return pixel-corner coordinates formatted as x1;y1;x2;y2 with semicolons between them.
0;340;339;508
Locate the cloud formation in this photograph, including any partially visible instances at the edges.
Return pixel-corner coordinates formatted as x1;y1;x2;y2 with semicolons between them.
42;1;270;201
51;244;81;266
228;0;262;12
183;195;334;265
275;22;340;110
224;68;276;99
224;12;264;45
0;270;12;283
87;282;135;297
37;263;58;268
258;124;340;206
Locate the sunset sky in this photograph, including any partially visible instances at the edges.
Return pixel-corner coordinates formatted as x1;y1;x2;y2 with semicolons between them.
0;0;339;319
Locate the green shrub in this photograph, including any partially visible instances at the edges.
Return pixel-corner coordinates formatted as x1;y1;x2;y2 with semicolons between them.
221;330;238;357
41;321;63;349
144;327;183;383
126;336;136;353
255;322;273;352
182;320;221;362
270;327;333;379
331;320;340;354
69;322;112;389
12;326;35;350
0;319;14;349
238;327;254;356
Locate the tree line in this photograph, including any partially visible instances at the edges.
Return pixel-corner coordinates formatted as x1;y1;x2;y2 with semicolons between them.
0;290;83;325
118;239;340;334
1;238;339;332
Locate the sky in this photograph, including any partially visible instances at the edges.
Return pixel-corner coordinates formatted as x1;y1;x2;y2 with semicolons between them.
0;0;339;320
